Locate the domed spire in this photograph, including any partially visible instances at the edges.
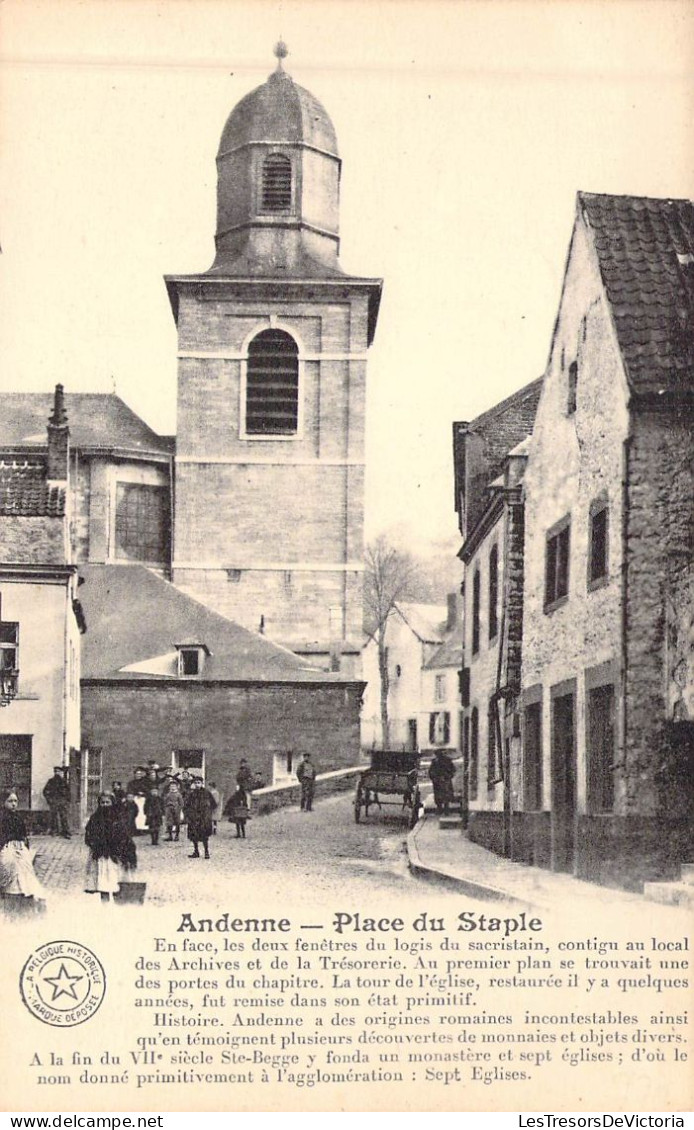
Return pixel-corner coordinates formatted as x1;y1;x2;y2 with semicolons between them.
210;50;343;276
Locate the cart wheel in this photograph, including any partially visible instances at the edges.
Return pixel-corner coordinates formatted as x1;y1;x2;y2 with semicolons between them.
408;787;422;829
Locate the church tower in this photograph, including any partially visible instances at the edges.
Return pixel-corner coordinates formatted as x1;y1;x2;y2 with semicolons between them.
165;45;381;668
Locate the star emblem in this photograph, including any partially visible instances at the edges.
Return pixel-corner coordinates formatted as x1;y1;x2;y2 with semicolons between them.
41;962;84;1003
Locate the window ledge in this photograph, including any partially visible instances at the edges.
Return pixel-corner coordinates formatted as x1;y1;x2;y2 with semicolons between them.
240;432;300;442
587;574;609;593
543;595;569;615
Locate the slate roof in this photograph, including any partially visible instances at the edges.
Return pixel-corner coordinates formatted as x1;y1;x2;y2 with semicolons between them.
453;377;542;534
0;394;172;456
219;67;338;161
0;460;65;517
79;564;356;684
458;378;543;481
396;602;448;644
580;193;694;398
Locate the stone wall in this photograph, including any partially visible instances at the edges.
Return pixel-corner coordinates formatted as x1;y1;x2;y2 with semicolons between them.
81;679;363;797
521;215;628;817
252;766;363;815
624;407;694;821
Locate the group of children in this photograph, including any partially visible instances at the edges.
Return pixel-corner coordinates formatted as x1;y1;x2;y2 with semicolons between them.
108;761;254;847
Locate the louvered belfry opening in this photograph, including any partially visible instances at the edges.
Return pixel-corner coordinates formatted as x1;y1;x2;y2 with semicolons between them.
246;330;299;435
261;153;292;213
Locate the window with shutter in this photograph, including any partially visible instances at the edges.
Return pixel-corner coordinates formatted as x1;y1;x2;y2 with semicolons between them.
472;569;481;654
261;154;292;213
488;544;498;640
469;708;479;800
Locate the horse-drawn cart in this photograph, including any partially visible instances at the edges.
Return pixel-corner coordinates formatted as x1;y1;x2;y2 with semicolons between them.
354;750;422;828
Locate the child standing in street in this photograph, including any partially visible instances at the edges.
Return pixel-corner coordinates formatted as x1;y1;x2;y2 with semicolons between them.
225;787;250;839
144;787;164;846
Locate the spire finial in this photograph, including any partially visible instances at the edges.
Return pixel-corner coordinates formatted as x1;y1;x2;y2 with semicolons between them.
273;39;288;70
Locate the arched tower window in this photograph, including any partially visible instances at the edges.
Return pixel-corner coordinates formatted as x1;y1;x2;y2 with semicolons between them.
245;329;299;436
261;154;292;213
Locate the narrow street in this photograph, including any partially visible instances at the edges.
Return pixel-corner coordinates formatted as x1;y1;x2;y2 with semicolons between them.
31;791;471;912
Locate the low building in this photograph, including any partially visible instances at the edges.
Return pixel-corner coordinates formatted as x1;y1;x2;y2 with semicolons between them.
0;387;85;814
79;563;364;797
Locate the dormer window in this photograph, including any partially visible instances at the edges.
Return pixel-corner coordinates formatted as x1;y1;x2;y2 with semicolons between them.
261;154;292;213
175;643;210;678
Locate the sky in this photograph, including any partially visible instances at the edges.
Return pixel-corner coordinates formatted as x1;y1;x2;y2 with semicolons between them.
0;0;692;552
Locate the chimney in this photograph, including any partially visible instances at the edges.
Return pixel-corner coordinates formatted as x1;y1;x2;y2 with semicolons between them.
47;384;69;482
446;591;458;632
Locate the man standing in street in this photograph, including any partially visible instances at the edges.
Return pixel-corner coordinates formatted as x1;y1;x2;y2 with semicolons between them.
43;766;71;838
236;759;254;798
428;748;456;815
296;753;316;812
184;778;216;859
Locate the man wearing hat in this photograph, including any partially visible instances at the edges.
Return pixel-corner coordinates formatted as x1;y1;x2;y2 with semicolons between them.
296;753;317;812
42;766;71;838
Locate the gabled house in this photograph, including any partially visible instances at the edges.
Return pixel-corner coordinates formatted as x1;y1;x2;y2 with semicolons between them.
0;386;86;813
361;600;458;751
518;192;694;889
454;192;693;891
422;597;464;756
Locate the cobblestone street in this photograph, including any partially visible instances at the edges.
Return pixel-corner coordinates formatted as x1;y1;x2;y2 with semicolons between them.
30;792;469;912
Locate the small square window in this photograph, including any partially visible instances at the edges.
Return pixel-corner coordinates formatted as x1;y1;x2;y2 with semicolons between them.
180;649;199;676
